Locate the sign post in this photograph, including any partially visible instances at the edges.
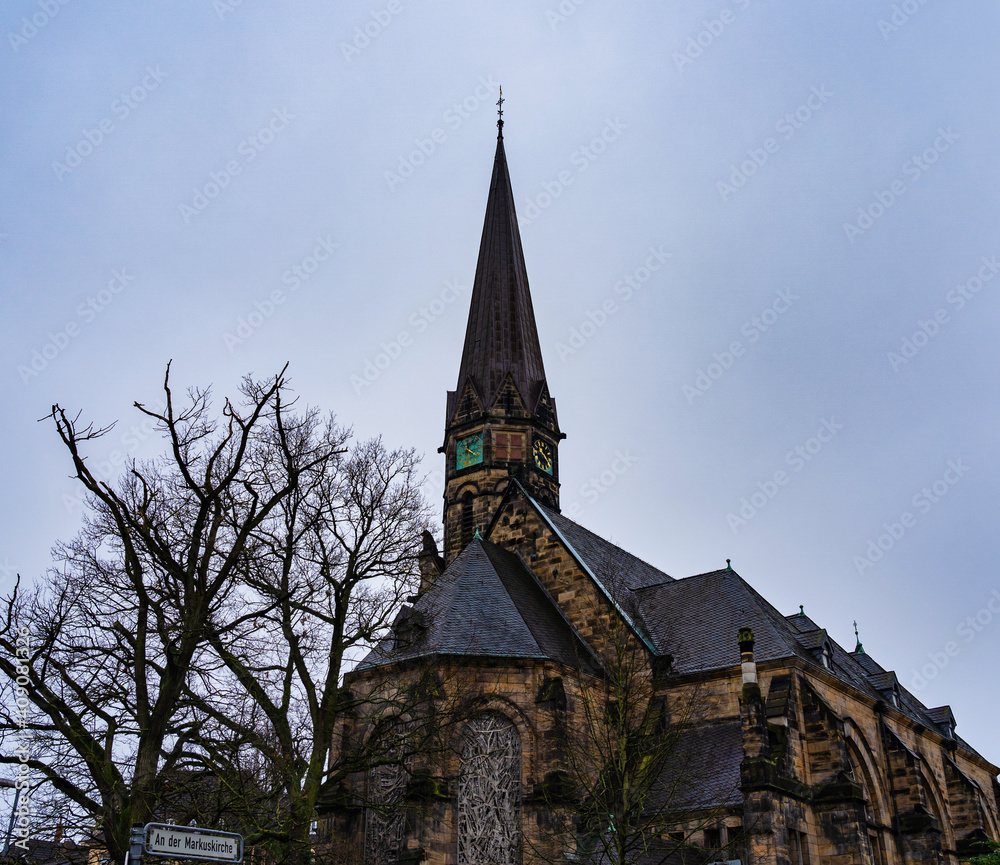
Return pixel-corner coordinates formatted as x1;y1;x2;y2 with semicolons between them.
128;823;145;864
140;823;244;864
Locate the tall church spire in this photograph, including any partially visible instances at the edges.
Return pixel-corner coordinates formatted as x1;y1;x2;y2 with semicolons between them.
441;122;563;563
455;127;546;408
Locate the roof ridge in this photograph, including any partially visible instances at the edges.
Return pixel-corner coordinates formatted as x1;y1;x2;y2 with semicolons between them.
480;540;603;675
534;497;674;583
518;485;658;654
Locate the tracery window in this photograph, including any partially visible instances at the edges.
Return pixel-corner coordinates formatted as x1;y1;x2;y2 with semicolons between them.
364;748;409;865
458;712;522;864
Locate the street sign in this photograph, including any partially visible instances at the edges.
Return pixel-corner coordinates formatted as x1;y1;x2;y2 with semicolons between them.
144;823;243;863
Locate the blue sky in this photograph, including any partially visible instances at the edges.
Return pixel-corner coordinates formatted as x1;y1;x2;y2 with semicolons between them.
2;1;999;757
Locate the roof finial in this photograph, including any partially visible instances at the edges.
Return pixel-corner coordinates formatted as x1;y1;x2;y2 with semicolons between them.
496;85;504;136
853;619;865;654
726;558;732;571
798;604;805;617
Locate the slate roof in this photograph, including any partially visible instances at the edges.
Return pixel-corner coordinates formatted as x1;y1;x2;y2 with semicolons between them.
613;561;980;756
360;486;990;767
926;706;955;729
536;499;674;592
630;569;822;676
529;494;980;755
4;839;91;865
357;538;598;674
651;721;744;812
851;649;886;677
453;130;546;410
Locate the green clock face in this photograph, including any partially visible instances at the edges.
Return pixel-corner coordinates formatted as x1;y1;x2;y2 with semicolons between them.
533;439;553;474
456;433;483;470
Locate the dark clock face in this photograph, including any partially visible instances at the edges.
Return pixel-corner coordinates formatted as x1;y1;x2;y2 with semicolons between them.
456;433;483;470
533;439;553;474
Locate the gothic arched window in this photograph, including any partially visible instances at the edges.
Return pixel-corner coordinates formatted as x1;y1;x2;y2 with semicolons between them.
364;736;410;865
458;712;522;864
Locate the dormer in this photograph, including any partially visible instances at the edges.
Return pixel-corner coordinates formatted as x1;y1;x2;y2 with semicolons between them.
927;705;957;740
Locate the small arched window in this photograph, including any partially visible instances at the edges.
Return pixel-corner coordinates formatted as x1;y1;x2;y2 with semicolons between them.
461;493;475;547
821;641;833;670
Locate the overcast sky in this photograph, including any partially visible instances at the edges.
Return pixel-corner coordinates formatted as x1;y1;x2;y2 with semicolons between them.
2;1;999;759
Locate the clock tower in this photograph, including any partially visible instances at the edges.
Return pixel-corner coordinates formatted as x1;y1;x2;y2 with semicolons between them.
440;109;564;563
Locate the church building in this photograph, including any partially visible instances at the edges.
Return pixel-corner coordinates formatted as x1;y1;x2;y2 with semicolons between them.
330;107;1000;865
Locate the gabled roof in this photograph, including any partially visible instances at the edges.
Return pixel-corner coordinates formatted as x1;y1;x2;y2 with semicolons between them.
786;611;821;633
630;568;988;759
795;627;829;652
361;479;992;766
851;650;886;677
535;499;675;592
926;705;956;730
867;671;898;692
454;131;546;409
357;538;598;674
514;493;663;653
631;569;814;676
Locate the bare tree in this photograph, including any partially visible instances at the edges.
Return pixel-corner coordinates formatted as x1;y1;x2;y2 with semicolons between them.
186;432;435;864
0;365;430;863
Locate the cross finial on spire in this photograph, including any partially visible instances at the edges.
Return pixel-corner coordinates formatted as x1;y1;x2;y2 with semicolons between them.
497;85;504;135
853;619;866;654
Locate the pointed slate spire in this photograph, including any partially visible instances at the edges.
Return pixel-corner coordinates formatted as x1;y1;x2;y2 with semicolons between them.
455;126;546;408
